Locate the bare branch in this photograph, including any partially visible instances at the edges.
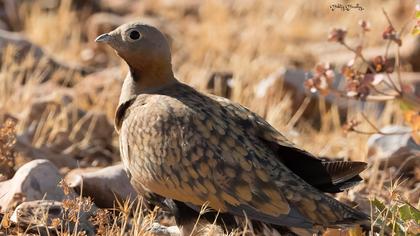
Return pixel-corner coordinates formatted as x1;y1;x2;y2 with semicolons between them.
340;41;376;73
384;72;402;93
361;112;381;133
332;89;398;101
382;8;394;29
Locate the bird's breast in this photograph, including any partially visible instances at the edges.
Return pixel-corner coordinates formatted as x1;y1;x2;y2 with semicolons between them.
120;97;195;193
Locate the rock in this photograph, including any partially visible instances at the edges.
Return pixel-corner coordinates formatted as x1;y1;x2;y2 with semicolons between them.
307;40;393;69
367;125;420;173
255;68;420;128
12;91;81;168
97;0;142;14
74;67;121;108
15;90;116;167
67;111;114;144
254;68;351;127
0;160;76;212
308;32;420;72
10;200;95;235
0;29;95;83
400;72;420;97
307;38;418;73
83;13;128;66
10;200;62;227
86;13;127;46
62;111;116;166
65;164;137;208
18;85;82;135
0;0;20;30
0;29;44;63
14;136;78;169
404;183;420;204
149;223;180;236
0;19;8;30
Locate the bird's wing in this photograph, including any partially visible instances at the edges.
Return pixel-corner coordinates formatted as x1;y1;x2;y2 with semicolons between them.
120;87;367;228
211;95;367;193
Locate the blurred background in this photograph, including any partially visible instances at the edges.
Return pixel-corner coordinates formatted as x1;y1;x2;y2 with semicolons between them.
0;0;419;235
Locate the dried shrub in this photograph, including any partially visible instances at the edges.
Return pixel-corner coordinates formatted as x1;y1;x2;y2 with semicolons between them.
0;119;16;180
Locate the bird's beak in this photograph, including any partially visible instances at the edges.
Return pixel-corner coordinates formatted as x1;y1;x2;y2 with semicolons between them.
95;33;112;43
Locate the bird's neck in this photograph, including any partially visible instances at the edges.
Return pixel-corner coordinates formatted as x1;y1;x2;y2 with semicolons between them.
118;64;177;105
129;60;176;87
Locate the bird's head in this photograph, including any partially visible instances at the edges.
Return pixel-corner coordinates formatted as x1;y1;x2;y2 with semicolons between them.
95;22;173;82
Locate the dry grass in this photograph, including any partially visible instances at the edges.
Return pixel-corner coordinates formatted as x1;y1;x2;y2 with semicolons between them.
0;0;419;235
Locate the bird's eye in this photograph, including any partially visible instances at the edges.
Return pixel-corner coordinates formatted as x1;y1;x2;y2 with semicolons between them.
129;30;141;40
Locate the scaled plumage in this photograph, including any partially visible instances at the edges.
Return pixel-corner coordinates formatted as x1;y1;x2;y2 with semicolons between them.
96;22;369;234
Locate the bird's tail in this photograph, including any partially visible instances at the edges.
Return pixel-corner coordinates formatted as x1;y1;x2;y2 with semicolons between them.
318;159;367;192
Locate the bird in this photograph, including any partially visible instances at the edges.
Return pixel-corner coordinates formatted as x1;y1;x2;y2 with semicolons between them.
95;22;370;235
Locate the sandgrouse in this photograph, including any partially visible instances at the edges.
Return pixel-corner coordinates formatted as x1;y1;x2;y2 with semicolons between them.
96;22;369;235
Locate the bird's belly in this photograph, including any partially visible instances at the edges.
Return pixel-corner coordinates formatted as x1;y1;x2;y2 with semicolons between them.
130;156;206;207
